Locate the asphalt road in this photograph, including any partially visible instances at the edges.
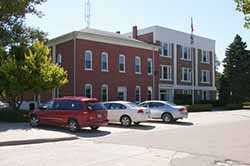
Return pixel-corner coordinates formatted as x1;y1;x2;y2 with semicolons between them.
1;110;250;166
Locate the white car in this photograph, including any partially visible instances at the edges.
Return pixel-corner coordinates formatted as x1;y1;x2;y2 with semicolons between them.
103;101;151;126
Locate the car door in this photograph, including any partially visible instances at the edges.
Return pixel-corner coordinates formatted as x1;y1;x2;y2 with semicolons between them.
109;103;127;122
103;103;114;122
86;101;107;124
148;102;165;119
38;100;57;125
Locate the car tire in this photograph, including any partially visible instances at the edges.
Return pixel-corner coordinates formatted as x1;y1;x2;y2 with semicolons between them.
68;119;80;132
162;113;173;123
120;115;131;127
90;126;99;130
30;115;39;127
134;122;140;125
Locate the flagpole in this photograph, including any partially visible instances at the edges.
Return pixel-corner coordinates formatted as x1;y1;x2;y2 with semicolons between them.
191;17;195;105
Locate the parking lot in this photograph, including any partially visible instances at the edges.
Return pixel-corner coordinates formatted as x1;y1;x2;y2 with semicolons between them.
1;110;250;166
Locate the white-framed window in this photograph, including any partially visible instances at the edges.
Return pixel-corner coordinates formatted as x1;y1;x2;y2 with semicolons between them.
160;65;172;81
135;56;141;74
181;67;192;82
84;84;92;98
84;50;93;70
135;86;141;103
160;43;172;57
147;86;153;100
101;52;109;72
201;70;210;83
182;47;192;61
101;84;108;102
201;91;210;101
119;54;126;73
117;87;127;101
147;58;153;75
58;53;62;65
201;50;210;64
182;90;192;95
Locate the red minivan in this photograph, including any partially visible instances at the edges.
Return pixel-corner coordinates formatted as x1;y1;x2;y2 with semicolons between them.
29;96;108;132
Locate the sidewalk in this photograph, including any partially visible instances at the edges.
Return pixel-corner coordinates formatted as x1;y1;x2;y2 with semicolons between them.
0;122;78;147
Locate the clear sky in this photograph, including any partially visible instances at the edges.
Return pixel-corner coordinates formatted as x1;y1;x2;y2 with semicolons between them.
26;0;250;72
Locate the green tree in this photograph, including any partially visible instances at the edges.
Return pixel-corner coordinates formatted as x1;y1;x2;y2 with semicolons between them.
220;34;250;104
0;42;68;109
235;0;250;29
0;0;47;47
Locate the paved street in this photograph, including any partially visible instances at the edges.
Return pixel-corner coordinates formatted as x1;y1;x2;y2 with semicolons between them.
1;110;250;166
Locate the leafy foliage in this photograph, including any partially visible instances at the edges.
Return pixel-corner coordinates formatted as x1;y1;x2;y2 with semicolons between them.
235;0;250;29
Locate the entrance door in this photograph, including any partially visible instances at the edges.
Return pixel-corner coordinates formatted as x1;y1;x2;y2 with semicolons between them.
160;89;173;102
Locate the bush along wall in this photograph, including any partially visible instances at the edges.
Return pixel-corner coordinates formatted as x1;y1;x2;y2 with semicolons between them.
174;94;192;105
186;104;213;112
0;109;30;122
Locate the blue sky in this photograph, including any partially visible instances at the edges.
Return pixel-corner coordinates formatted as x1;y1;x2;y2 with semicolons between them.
26;0;250;72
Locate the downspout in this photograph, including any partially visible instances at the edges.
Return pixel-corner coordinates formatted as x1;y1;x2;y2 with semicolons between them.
152;47;156;100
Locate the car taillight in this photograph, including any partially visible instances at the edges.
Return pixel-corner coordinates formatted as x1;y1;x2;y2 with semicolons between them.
179;108;185;112
137;109;144;113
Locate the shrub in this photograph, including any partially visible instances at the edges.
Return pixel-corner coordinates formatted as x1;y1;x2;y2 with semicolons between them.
225;104;242;110
174;94;192;105
186;104;213;112
0;109;30;122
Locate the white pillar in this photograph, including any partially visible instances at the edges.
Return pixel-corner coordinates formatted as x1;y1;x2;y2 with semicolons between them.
212;51;215;87
195;48;198;86
174;44;177;85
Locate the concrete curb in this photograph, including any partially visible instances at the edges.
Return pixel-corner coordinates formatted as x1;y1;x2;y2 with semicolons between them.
0;136;78;147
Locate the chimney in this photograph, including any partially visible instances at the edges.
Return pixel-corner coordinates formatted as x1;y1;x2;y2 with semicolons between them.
116;31;121;34
132;26;138;39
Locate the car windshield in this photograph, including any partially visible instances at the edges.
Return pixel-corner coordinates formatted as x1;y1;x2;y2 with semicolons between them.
87;102;106;111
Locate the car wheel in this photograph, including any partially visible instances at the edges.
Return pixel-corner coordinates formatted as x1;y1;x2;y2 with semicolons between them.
120;115;131;127
30;115;39;127
68;119;80;132
162;113;173;123
90;126;99;130
134;122;140;125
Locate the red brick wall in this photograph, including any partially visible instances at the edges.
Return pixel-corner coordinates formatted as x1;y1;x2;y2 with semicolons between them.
75;39;159;102
137;32;154;44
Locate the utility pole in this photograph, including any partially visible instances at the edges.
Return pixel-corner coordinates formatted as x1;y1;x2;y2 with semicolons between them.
84;0;91;28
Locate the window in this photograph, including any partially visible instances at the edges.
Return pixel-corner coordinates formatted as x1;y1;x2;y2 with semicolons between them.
58;53;62;65
182;47;191;61
201;70;210;83
135;56;141;74
201;51;210;64
149;102;165;108
119;54;125;72
53;100;83;111
84;84;92;98
117;87;127;101
86;102;106;111
160;65;172;81
147;58;153;75
160;43;171;57
202;91;210;101
147;86;153;100
182;90;192;95
101;84;108;102
109;103;127;110
101;52;108;71
85;50;92;70
181;67;192;82
135;86;141;103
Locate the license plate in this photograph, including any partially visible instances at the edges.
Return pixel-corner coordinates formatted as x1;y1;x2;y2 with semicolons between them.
97;114;102;118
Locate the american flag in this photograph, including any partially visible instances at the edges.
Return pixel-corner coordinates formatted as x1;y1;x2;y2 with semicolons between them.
190;17;194;45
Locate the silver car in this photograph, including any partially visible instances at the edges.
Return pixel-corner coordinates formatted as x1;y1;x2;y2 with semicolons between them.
138;100;188;123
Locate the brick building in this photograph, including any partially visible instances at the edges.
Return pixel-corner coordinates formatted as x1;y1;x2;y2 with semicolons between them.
126;26;216;102
47;28;160;103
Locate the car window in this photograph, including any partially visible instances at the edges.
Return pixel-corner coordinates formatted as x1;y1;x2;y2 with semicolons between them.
110;103;127;110
42;100;54;110
51;100;83;111
126;102;138;108
139;103;149;108
103;103;111;109
149;102;165;108
87;102;106;111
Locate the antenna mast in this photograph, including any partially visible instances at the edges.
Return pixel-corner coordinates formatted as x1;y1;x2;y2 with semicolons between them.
84;0;91;28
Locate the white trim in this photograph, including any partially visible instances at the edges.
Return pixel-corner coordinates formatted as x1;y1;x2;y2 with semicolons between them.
201;70;210;84
201;50;210;64
147;58;153;75
119;54;126;73
195;48;198;86
84;50;93;71
181;67;192;82
101;84;109;101
84;84;93;98
135;86;141;102
173;44;177;85
117;86;127;101
147;86;153;100
212;51;215;87
101;52;109;72
135;56;141;74
159;84;216;91
181;46;192;61
160;42;172;58
58;53;62;65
